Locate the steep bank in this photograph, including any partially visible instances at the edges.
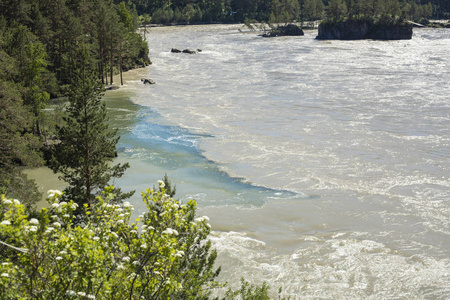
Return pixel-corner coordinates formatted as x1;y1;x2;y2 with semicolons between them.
316;20;413;40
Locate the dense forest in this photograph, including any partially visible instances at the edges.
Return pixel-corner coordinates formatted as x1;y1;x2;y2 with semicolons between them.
131;0;449;25
0;0;150;206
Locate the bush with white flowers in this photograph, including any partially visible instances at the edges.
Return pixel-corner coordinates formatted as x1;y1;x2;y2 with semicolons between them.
0;185;220;299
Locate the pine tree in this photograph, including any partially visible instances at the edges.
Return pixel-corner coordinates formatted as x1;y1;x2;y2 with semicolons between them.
51;46;133;212
326;0;348;20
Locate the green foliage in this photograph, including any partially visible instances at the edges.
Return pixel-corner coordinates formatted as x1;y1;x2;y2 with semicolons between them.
223;278;271;299
0;186;219;298
50;48;132;211
0;0;150;213
323;0;438;24
0;172;41;212
132;0;322;24
0;25;43;209
302;0;325;21
117;2;136;32
326;0;348;21
0;184;273;299
130;0;449;24
159;174;177;198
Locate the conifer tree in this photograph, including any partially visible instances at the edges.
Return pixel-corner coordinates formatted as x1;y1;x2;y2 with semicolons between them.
51;46;132;212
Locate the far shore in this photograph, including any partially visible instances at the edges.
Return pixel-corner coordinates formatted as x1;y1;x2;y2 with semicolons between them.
139;19;449;30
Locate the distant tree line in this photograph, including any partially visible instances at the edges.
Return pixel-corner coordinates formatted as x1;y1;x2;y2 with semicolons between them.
324;0;436;24
0;0;150;207
129;0;449;25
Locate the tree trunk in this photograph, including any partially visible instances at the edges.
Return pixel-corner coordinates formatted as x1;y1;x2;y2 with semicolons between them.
110;42;114;85
105;59;108;85
120;55;123;85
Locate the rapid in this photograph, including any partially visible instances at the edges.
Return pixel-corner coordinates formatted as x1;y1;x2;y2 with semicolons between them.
105;25;450;298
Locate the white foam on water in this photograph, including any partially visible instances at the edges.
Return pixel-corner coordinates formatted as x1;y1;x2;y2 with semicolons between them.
109;25;450;298
210;230;450;299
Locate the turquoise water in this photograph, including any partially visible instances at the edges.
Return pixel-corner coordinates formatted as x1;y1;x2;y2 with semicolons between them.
107;93;301;212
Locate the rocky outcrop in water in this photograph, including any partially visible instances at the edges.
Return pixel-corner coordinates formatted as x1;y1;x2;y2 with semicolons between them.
316;20;413;40
141;78;155;84
171;48;202;54
261;24;304;37
182;49;196;54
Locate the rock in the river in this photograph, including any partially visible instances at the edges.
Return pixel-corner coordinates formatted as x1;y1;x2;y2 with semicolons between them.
182;49;196;54
261;24;304;37
316;20;413;40
171;48;200;54
141;78;155;84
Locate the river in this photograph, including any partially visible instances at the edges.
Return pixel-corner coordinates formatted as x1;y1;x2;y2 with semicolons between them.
102;25;450;298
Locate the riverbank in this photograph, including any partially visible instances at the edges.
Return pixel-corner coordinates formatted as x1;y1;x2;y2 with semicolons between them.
25;64;153;207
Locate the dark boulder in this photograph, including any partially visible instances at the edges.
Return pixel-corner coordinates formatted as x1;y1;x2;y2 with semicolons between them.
261;24;304;37
280;24;305;36
368;24;413;40
141;78;155;84
171;48;181;53
316;20;413;40
182;49;196;54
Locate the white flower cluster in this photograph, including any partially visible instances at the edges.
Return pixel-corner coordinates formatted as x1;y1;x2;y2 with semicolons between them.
194;216;210;223
44;227;55;234
0;220;11;226
174;250;184;258
2;199;12;205
123;201;134;210
158;180;165;188
192;215;211;229
162;228;179;236
141;224;155;234
1;198;20;206
68;291;94;299
47;189;62;199
25;226;38;233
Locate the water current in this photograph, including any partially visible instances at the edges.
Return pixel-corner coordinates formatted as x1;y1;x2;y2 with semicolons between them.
104;25;450;298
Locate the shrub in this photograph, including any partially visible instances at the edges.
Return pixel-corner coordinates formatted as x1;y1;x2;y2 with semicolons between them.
0;183;220;299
